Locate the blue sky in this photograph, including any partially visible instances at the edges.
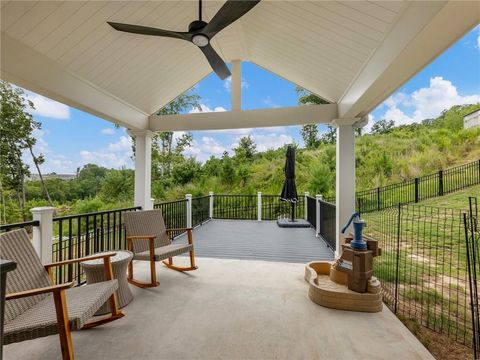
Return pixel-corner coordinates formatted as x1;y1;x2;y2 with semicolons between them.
24;25;480;173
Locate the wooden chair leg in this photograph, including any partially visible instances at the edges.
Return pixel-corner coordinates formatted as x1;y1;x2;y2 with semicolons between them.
53;289;74;360
189;250;196;269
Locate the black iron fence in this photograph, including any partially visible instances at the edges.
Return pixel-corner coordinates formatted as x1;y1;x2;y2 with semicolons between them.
0;220;40;233
362;200;480;352
51;207;140;286
306;196;317;228
192;196;210;227
262;195;304;220
213;194;257;219
154;199;187;230
319;199;336;251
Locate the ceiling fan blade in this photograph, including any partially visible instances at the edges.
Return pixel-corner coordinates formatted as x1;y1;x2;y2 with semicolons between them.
203;0;261;38
200;44;231;80
107;22;191;41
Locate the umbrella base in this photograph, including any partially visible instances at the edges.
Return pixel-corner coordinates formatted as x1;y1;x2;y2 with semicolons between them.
277;218;311;228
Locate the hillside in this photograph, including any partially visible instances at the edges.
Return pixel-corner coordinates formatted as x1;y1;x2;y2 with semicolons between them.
166;103;480;200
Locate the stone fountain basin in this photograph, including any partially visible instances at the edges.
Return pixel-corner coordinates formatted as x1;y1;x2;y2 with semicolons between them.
304;261;383;313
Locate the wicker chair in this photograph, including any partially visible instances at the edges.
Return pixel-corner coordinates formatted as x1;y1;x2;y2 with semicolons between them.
124;209;197;288
0;229;125;360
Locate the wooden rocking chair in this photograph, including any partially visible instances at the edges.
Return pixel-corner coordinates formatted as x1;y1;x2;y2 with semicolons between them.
0;229;124;360
124;209;197;288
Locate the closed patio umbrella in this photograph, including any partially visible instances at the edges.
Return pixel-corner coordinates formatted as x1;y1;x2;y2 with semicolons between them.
280;145;298;221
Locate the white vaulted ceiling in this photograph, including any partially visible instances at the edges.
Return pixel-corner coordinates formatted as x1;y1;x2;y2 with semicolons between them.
1;1;479;129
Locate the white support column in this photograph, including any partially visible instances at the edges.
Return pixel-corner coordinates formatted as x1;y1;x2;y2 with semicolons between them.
31;207;55;264
304;191;309;220
186;194;192;228
257;192;262;221
128;129;154;210
231;60;241;111
209;191;214;219
315;195;321;237
332;118;359;257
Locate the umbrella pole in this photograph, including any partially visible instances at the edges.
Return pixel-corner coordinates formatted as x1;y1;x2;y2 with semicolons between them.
291;202;295;222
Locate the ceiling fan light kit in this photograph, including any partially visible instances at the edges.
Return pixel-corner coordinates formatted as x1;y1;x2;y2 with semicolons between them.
107;0;261;80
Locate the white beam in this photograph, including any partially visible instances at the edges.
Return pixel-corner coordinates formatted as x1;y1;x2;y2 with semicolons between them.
333;118;358;257
1;33;149;130
128;130;154;210
338;1;479;118
149;104;338;132
231;60;241;111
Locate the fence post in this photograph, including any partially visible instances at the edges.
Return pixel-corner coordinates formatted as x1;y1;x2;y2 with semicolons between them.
186;194;192;228
209;191;214;219
438;170;444;196
315;194;322;237
377;187;381;211
414;178;419;203
31;207;55;264
150;198;155;210
304;192;309;220
394;203;402;314
257;192;262;221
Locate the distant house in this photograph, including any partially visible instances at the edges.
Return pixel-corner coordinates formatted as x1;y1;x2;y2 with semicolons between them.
464;109;480;129
28;173;76;181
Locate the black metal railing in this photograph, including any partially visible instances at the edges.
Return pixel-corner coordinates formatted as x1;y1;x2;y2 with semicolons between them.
0;220;40;233
356;159;480;214
192;196;210;227
213;194;257;220
154;199;187;238
306;196;316;228
319;199;336;251
363;200;480;350
51;207;140;286
262;195;305;220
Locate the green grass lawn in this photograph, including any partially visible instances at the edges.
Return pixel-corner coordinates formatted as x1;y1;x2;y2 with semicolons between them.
418;185;480;211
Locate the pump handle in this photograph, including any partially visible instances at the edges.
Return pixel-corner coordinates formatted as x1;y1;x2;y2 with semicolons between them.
341;212;360;234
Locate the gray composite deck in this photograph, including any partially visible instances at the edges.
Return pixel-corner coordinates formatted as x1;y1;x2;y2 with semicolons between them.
176;219;334;263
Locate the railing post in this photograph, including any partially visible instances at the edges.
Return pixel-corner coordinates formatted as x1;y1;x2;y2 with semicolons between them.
315;194;322;237
150;198;155;210
186;194;192;228
377;187;381;211
209;191;214;219
30;207;55;264
304;191;309;220
414;178;419;203
438;170;444;196
257;192;262;221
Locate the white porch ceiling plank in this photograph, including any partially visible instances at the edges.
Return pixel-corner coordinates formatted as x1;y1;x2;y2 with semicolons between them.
339;1;399;24
20;2;86;49
1;1;36;31
369;1;405;14
339;1;479;118
149;104;339;132
1;34;148;130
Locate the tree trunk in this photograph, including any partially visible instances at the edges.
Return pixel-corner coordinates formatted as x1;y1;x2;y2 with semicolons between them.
29;146;53;206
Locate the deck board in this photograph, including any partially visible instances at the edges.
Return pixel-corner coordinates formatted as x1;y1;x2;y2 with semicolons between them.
176;219;334;263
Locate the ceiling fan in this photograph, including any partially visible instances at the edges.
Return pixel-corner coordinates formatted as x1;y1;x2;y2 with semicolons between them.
107;0;260;80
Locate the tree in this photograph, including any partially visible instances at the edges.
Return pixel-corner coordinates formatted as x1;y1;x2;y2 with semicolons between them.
234;136;256;161
221;152;236;184
99;169;134;202
300;124;319;149
371;119;395;135
319;125;336;144
0;81;52;219
151;90;200;178
296;87;329;149
172;158;201;185
77;164;108;198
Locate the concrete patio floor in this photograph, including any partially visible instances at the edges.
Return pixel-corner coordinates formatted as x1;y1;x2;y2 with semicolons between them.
4;257;433;360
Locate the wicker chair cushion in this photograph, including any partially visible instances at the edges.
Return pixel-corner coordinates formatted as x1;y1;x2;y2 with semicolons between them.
3;279;118;344
0;229;52;323
134;243;193;261
124;210;171;254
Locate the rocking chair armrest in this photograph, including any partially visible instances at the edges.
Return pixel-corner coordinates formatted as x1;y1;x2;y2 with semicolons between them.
6;282;74;300
166;228;193;232
126;235;156;240
44;252;117;269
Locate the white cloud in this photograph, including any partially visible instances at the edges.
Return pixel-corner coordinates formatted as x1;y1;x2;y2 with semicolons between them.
101;128;116;135
262;96;280;108
26;92;70;120
189;104;227;113
379;77;480;126
80;136;133;169
184;136;227;162
223;77;249;92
